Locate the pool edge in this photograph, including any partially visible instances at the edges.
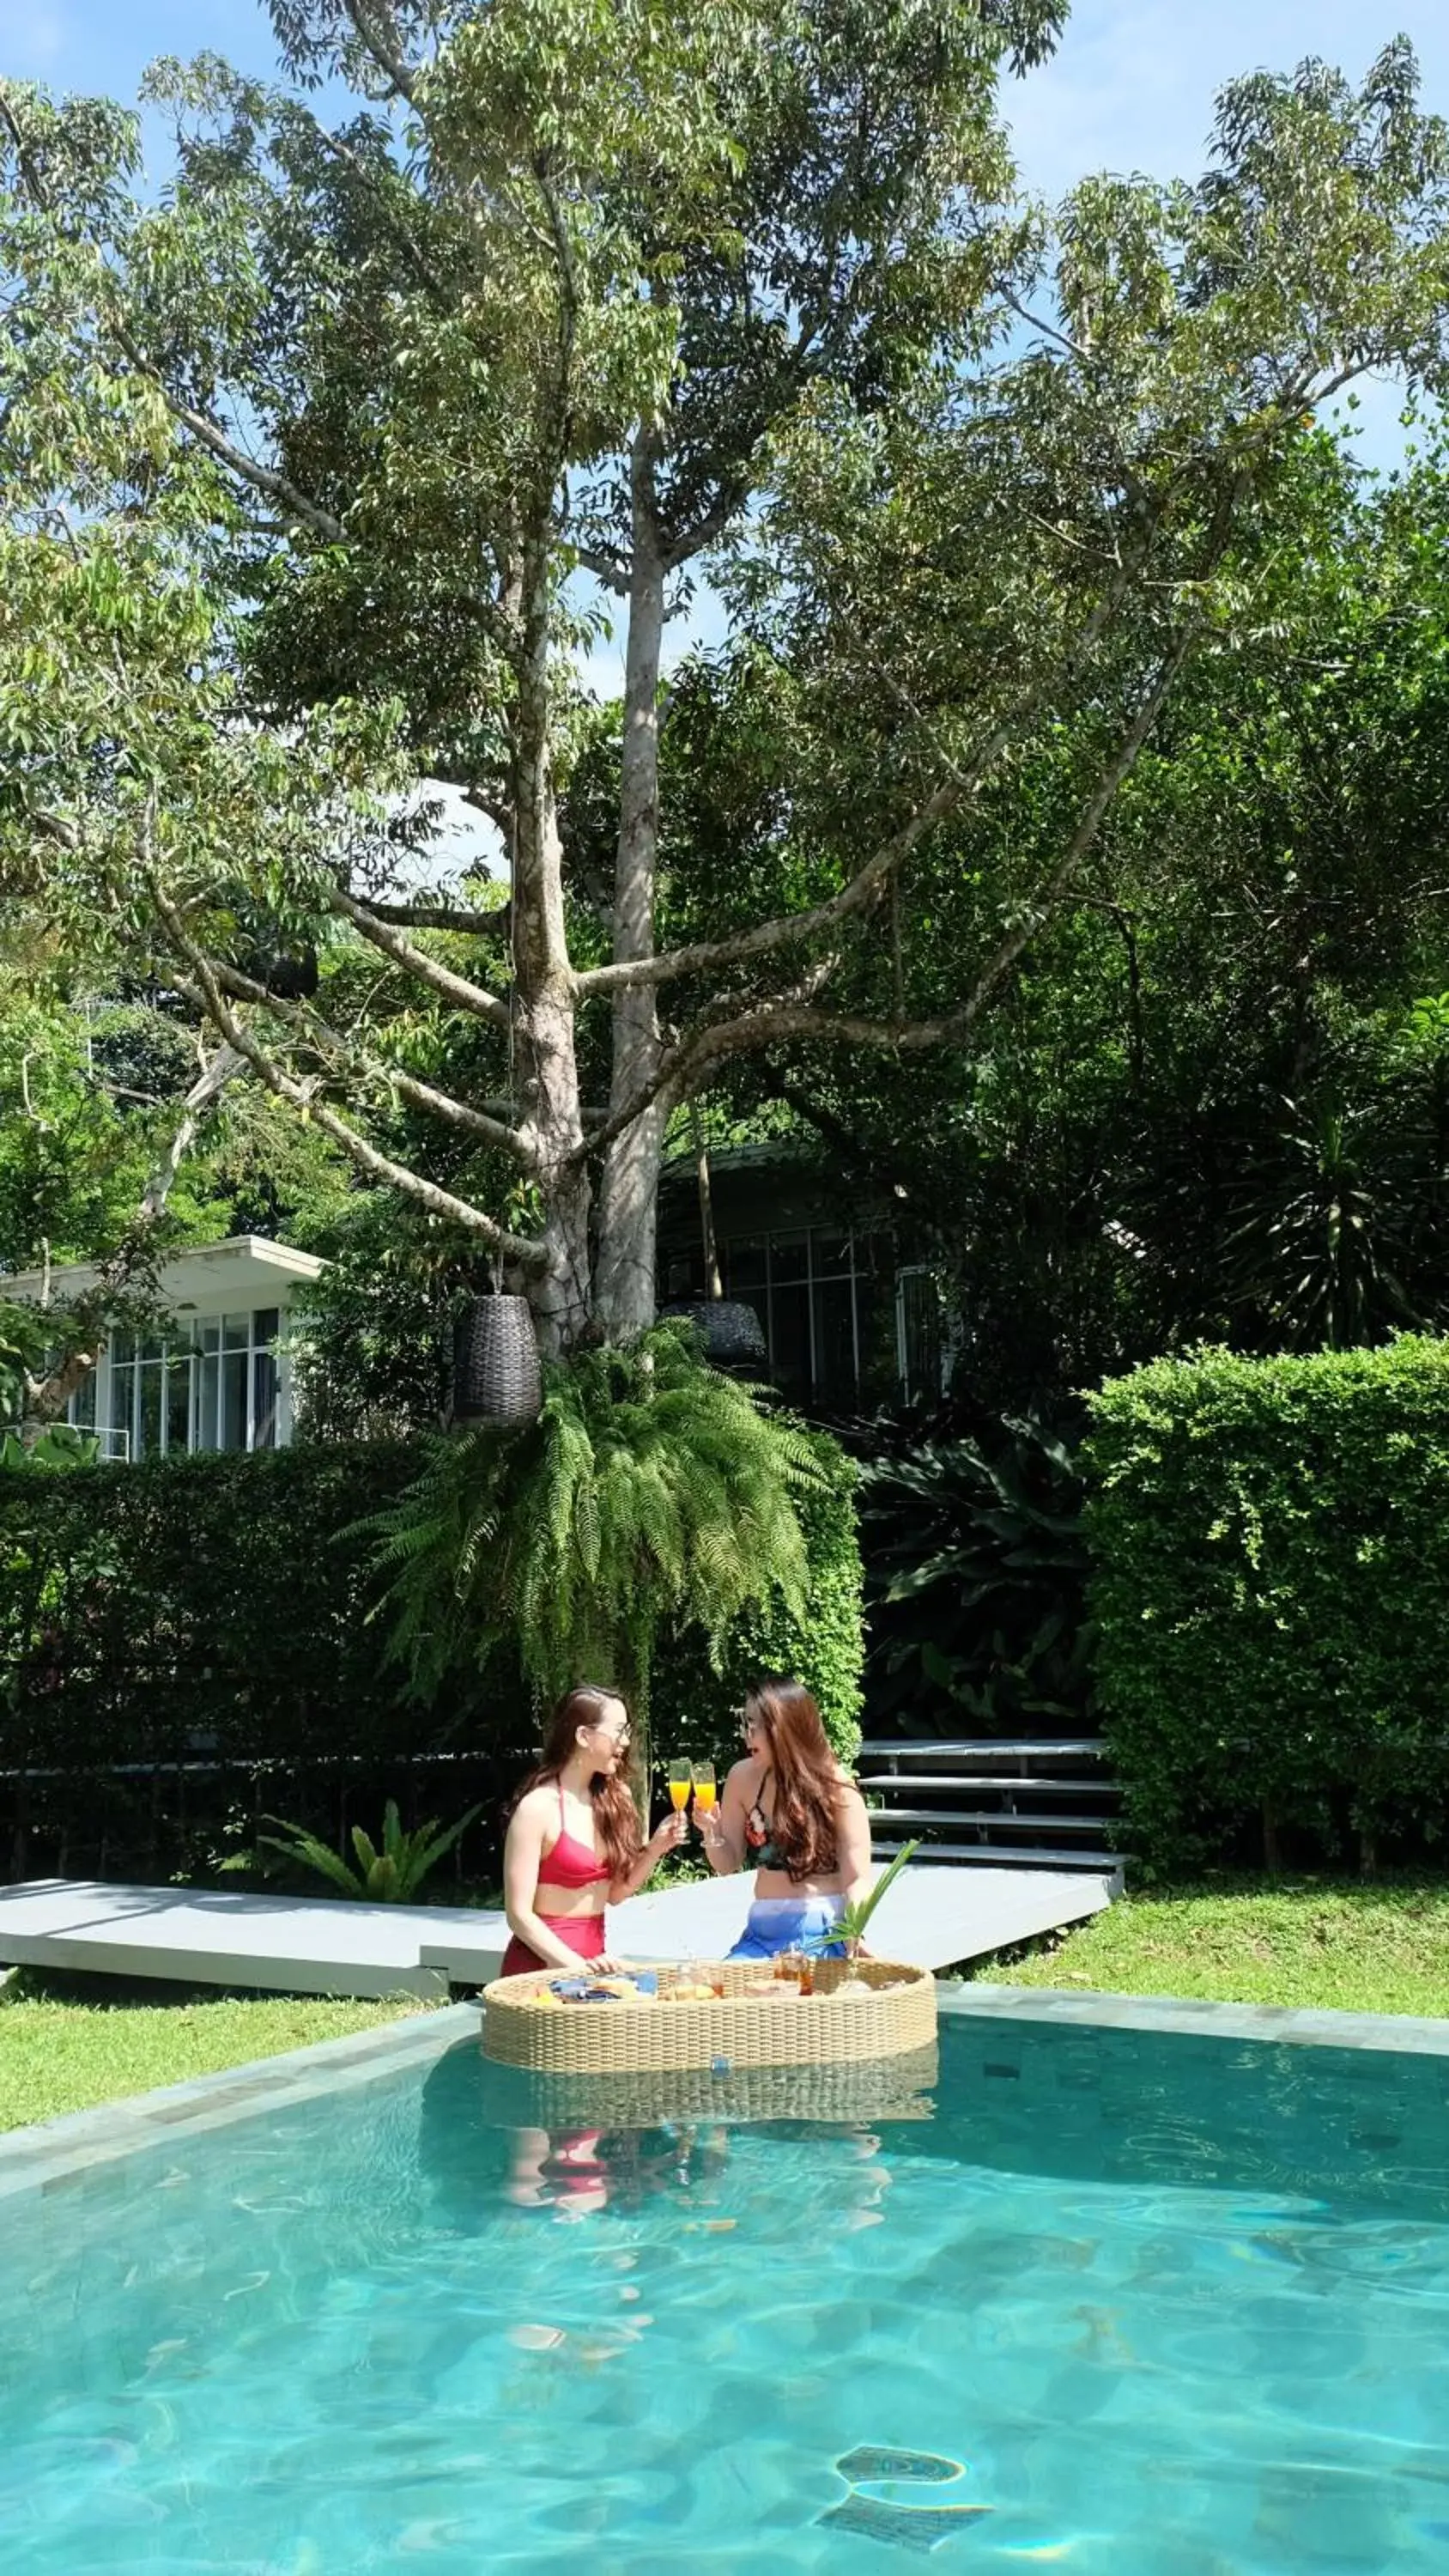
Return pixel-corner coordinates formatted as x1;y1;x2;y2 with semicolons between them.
6;1983;1446;2205
0;2001;481;2201
939;1981;1449;2055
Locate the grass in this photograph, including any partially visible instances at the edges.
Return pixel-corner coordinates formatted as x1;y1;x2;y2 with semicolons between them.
979;1875;1449;2017
0;1968;433;2134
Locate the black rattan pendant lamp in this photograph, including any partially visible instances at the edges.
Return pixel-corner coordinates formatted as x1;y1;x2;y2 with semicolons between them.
661;1102;767;1370
452;1276;542;1425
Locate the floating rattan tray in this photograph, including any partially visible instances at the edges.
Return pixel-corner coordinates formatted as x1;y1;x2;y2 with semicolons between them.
482;1955;937;2075
490;2042;941;2129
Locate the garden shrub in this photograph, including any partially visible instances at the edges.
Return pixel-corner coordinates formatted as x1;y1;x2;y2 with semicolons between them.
0;1428;863;1881
1085;1338;1449;1874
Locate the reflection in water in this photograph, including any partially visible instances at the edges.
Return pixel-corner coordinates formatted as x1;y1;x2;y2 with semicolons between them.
506;2119;731;2220
416;2036;937;2239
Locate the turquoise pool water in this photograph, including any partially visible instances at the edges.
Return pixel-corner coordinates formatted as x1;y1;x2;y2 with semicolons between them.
3;2015;1448;2572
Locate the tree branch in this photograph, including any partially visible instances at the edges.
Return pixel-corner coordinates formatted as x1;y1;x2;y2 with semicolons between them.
572;550;1151;1002
0;92;351;546
151;890;547;1267
574;545;628;596
337;0;421;102
362;897;508;936
200;951;536;1164
20;1038;246;1427
330;884;513;1029
574;619;1201;1157
304;112;448;307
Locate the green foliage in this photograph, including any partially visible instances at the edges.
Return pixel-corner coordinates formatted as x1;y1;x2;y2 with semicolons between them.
6;28;1449;1365
364;1327;827;1753
0;1444;444;1791
859;1415;1090;1735
660;1423;864;1771
0;1297;98;1619
0;1424;98;1472
1085;1338;1449;1875
0;1425;863;1875
260;1798;483;1901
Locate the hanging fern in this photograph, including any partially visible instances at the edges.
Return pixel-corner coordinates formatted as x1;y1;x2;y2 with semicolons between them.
360;1326;824;1768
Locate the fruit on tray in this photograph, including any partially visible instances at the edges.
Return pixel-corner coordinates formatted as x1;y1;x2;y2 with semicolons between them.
662;1982;718;2003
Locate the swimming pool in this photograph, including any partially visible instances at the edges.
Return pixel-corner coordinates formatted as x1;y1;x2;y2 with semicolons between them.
3;2008;1447;2572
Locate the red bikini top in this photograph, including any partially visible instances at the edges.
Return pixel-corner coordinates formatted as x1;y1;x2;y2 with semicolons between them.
537;1781;612;1889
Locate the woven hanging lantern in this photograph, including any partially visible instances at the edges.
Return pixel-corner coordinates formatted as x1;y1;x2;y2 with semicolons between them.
452;1294;543;1424
662;1298;767;1368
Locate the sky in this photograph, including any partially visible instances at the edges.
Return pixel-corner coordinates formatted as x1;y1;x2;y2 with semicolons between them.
6;0;1447;866
8;0;1446;199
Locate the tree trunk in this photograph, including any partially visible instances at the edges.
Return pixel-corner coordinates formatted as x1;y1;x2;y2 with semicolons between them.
594;431;667;1341
508;539;592;1356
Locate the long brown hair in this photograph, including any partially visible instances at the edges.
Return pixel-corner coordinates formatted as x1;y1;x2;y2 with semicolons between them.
746;1678;845;1880
509;1684;643;1879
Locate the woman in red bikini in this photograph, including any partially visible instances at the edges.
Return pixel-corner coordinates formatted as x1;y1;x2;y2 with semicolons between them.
500;1683;687;1976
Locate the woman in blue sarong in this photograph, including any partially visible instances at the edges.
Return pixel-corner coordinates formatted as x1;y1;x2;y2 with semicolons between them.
696;1677;874;1959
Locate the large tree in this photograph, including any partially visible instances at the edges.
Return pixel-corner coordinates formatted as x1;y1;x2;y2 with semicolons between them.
3;21;1447;1364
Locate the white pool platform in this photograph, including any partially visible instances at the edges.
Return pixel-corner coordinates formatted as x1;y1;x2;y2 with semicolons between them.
0;1862;1119;2000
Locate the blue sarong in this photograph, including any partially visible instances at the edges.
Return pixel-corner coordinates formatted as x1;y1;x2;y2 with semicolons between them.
728;1893;847;1960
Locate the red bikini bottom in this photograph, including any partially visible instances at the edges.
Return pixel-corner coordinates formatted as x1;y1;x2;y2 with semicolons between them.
500;1911;608;1978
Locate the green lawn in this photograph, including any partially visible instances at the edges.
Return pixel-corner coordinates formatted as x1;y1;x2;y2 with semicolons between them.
0;1970;433;2134
985;1877;1449;2016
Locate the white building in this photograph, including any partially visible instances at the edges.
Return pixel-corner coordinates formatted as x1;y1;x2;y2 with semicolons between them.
3;1236;325;1461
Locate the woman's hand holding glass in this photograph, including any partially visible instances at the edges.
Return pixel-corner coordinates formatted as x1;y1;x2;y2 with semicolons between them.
694;1793;730;1856
649;1805;690;1857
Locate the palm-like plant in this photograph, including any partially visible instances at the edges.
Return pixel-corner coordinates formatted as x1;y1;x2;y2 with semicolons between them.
804;1840;920;1976
1222;1095;1415;1352
860;1414;1090;1738
260;1799;483;1901
361;1324;823;1782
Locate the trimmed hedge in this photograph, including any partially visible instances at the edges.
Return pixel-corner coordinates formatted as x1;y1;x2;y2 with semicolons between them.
0;1432;862;1882
1085;1338;1449;1875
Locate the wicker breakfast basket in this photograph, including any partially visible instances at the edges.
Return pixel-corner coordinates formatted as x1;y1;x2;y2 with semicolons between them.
482;1954;936;2076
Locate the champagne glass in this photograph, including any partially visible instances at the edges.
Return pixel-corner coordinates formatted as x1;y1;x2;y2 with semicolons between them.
692;1759;717;1820
668;1759;694;1820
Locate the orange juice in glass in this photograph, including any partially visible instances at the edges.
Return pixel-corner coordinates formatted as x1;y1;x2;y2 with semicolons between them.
668;1759;694;1816
692;1761;717;1820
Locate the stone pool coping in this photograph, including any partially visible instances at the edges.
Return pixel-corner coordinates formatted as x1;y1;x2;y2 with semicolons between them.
4;1981;1448;2202
939;1981;1449;2057
0;2000;481;2202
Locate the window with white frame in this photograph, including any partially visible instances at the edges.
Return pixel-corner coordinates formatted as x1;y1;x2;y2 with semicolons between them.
83;1309;282;1461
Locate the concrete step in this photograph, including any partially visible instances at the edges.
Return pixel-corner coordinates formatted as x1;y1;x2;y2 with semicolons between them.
870;1807;1117;1833
860;1773;1120;1798
859;1737;1106;1761
875;1838;1124;1872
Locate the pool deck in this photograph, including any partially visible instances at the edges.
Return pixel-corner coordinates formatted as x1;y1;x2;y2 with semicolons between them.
0;1863;1120;1997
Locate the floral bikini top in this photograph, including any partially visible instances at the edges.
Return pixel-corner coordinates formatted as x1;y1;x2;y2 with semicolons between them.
744;1771;790;1874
